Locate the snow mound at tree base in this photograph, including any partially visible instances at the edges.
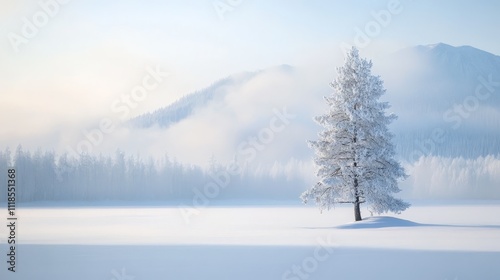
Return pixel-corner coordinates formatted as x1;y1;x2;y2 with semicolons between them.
336;216;420;229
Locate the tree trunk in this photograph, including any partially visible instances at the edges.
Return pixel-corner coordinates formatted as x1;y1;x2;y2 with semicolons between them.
354;201;362;221
354;177;362;221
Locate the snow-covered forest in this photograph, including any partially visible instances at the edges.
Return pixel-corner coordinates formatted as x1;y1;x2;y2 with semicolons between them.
0;147;308;202
2;146;499;203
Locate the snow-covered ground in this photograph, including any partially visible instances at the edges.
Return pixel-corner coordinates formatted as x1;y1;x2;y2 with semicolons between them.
1;200;500;279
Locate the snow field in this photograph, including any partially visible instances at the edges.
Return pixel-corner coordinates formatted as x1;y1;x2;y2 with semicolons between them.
0;201;499;279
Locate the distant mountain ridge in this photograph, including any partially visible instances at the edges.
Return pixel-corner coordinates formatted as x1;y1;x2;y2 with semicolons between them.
387;43;500;159
130;72;256;129
416;43;500;76
395;43;500;87
131;64;294;129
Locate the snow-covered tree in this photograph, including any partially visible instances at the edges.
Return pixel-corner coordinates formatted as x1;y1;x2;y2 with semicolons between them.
301;47;409;221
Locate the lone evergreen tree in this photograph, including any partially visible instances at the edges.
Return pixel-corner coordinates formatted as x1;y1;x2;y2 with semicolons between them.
302;47;409;221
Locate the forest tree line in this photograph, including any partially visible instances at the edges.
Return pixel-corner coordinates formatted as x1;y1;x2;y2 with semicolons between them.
0;146;307;202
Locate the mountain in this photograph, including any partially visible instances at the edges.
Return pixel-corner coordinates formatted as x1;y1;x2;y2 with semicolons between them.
413;43;500;80
130;65;294;129
130;44;500;162
386;43;500;107
383;43;500;160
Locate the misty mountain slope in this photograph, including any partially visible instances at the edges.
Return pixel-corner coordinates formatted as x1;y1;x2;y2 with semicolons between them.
387;43;500;107
124;63;315;166
130;65;294;129
130;75;249;129
415;43;500;81
380;43;500;160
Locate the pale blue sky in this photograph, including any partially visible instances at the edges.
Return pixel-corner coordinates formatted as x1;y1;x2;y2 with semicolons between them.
1;0;499;143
